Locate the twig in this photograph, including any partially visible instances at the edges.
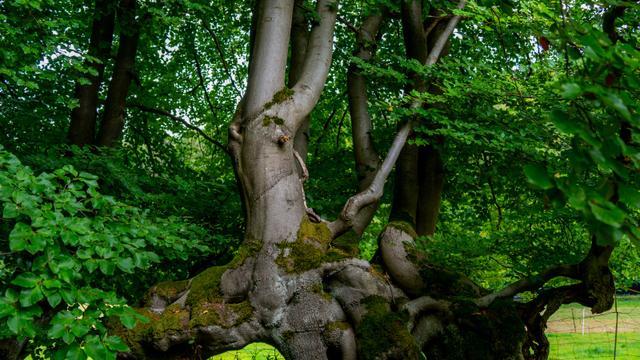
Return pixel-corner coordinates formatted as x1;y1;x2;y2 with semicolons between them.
200;19;243;98
127;102;229;155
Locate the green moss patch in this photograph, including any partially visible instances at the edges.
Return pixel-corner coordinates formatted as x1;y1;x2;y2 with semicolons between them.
186;266;227;306
387;220;418;239
265;87;294;109
189;300;254;328
331;229;360;257
356;296;419;360
151;279;190;301
276;218;332;273
262;115;285;126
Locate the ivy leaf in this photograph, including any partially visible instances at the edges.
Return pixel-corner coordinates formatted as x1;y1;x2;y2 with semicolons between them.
524;165;554;190
47;322;66;339
601;93;631;121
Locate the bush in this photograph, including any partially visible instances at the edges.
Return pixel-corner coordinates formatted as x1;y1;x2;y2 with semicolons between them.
0;147;211;359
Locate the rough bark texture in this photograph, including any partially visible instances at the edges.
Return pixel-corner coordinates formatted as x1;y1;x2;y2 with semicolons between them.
67;0;115;146
111;1;616;359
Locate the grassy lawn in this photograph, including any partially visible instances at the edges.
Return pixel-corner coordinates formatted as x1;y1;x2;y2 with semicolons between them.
210;343;284;360
547;295;640;359
548;333;640;359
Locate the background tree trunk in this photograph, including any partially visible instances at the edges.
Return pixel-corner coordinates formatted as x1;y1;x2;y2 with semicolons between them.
67;0;115;146
96;0;140;147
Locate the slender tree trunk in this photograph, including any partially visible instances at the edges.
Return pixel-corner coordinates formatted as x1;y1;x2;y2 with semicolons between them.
390;3;448;235
67;0;115;146
96;0;140;147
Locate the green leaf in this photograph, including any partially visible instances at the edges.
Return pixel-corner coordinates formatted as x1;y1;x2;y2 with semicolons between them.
47;322;66;339
85;259;99;273
104;335;129;352
3;203;19;218
84;336;111;360
589;202;626;228
619;185;640;208
117;257;135;273
549;110;577;134
47;292;62;307
60;288;75;304
64;344;87;360
99;260;115;275
70;322;90;337
9;222;32;252
61;231;80;246
560;83;581;99
524;165;554;190
19;286;44;307
11;272;39;288
118;311;138;329
601;93;631;121
43;279;62;289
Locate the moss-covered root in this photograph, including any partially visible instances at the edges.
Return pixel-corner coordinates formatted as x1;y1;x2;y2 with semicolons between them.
112;259;263;359
422;299;526;360
355;296;420;360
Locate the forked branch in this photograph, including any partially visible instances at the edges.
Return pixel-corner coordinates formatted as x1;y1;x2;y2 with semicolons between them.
329;0;467;238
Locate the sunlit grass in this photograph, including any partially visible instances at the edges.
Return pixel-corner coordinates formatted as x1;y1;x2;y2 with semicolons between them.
210;342;284;360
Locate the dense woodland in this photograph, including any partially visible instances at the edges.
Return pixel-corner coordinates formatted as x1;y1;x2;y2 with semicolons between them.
0;0;639;359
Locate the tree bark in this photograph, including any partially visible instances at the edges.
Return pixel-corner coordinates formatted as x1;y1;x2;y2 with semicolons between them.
96;0;140;147
67;0;115;146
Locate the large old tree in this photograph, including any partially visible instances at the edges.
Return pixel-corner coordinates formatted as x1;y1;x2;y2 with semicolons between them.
1;0;638;359
111;1;627;359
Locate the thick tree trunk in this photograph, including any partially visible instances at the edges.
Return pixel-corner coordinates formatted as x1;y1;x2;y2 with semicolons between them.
67;0;115;146
111;2;615;360
96;0;140;147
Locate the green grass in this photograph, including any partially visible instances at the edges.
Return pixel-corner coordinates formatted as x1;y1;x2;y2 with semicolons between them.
547;295;640;359
210;342;284;360
548;333;640;359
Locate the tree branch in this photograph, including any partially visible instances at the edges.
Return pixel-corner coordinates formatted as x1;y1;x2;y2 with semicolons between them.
191;43;218;119
127;102;230;155
475;264;579;307
200;19;243;98
348;11;385;189
288;0;339;125
329;120;412;237
329;0;467;237
244;0;294;116
424;0;466;66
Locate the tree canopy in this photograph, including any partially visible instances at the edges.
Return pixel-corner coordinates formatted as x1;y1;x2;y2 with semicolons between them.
1;0;639;359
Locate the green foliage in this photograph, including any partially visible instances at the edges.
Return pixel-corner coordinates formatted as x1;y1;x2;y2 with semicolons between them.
0;147;211;358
